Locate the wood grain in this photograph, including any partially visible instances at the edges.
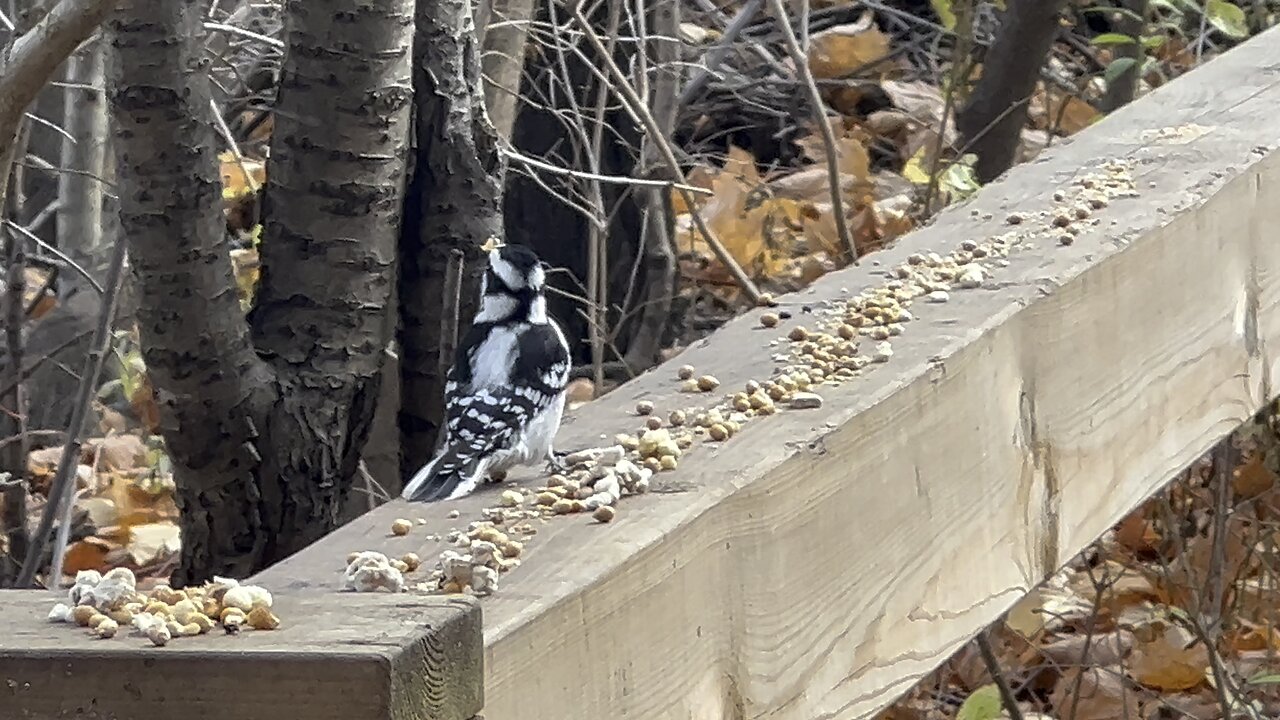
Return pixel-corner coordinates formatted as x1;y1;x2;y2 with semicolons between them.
0;591;481;720
256;27;1280;720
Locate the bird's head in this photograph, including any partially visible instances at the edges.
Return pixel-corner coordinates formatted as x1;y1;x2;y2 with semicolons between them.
486;242;546;294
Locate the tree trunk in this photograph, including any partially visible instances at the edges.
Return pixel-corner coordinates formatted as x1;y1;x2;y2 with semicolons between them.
397;0;504;477
109;0;413;583
57;37;108;280
955;0;1069;183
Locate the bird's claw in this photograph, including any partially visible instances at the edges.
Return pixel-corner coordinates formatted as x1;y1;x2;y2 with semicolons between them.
545;449;570;474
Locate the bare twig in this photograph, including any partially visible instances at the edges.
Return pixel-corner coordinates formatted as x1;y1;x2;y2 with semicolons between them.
678;0;764;108
0;0;117;204
975;629;1025;720
567;0;762;305
501;141;711;194
15;236;126;589
765;0;857;263
208;97;258;193
3;219;104;293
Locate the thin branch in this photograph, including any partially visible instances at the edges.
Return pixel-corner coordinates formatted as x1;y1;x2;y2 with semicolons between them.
15;236;127;589
501;141;711;194
567;0;762;305
975;629;1025;720
209;97;258;193
766;0;856;263
3;219;104;293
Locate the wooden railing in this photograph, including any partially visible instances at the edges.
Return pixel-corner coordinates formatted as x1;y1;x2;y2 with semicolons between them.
4;24;1280;720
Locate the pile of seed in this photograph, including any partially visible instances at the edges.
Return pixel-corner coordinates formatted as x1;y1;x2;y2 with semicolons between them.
47;568;279;646
370;160;1139;599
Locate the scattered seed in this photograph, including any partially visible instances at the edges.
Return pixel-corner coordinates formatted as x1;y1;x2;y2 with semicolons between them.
708;424;730;441
789;392;823;410
593;505;616;523
391;519;413;536
788;326;809;342
669;410;686;426
499;490;524;508
760;312;780;328
926;290;950;303
696;375;720;392
635;400;654;415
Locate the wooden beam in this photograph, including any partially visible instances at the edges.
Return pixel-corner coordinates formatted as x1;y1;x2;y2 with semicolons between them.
0;591;483;720
253;26;1280;720
5;25;1280;720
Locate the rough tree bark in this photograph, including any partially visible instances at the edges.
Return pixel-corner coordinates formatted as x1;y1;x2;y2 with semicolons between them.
109;0;413;582
955;0;1069;183
397;0;504;477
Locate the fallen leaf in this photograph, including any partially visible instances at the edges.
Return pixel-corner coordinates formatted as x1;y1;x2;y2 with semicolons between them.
806;13;890;80
125;522;182;567
1040;630;1134;667
87;435;148;472
62;538;112;575
1233;452;1276;497
956;684;1002;720
1050;667;1138;720
1130;622;1208;691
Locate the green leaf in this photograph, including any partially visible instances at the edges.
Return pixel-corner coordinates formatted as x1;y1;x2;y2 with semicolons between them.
1104;56;1140;86
957;684;1004;720
1205;0;1249;38
1091;32;1138;46
931;0;956;30
1246;673;1280;685
1141;34;1167;49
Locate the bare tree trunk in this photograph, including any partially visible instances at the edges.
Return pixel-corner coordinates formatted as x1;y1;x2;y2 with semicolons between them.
109;0;413;583
955;0;1068;183
479;0;533;141
398;0;504;477
57;37;108;280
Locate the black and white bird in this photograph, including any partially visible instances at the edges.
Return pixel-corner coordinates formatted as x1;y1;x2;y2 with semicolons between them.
401;242;572;503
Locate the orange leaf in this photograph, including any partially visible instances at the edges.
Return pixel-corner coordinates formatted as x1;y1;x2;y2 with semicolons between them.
61;538;112;575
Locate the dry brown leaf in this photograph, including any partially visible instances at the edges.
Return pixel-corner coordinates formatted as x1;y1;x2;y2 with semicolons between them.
1115;511;1161;555
87;435;148;472
78;497;119;529
1130;622;1208;691
1029;83;1100;135
1233;452;1276;497
62;538;113;575
1040;630;1134;667
1051;667;1139;720
880;80;955;147
125;522;181;567
806;13;890;80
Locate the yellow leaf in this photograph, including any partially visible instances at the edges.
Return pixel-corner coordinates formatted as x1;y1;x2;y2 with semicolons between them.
902;146;932;185
219;151;265;199
806;12;890;80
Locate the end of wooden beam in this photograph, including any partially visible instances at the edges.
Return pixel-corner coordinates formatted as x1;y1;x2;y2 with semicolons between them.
0;590;483;720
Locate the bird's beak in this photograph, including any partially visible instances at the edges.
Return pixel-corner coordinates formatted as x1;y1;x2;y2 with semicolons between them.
481;236;505;253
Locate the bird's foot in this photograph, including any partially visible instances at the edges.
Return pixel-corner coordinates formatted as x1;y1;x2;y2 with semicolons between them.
545;449;570;474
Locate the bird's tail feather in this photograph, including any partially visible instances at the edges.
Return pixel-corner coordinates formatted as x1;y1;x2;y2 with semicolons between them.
401;445;485;502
